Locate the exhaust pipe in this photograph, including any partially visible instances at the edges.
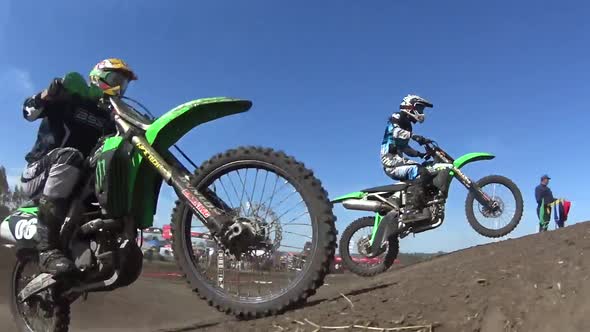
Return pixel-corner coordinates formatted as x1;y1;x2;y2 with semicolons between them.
80;218;119;235
342;199;386;212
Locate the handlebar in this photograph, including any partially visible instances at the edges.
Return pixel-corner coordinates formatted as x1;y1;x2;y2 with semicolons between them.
423;140;456;164
109;96;153;129
416;139;441;161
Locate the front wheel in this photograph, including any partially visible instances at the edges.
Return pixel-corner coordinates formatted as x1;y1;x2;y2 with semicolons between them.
10;255;70;332
171;146;337;318
465;175;524;238
339;216;399;277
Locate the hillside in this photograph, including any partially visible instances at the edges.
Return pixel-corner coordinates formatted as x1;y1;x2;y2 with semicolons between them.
215;221;590;332
1;221;588;332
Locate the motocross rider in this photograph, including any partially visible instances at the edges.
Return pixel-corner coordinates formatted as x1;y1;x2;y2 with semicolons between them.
380;94;437;222
20;58;137;276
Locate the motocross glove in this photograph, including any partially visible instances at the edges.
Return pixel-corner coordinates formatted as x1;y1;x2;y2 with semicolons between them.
46;78;73;102
412;135;431;145
46;78;65;98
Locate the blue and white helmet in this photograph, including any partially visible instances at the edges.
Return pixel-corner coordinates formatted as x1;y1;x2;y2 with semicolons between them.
399;94;433;124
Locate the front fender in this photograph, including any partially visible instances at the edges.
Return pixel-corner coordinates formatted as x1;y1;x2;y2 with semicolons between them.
132;97;251;229
145;97;252;151
453;152;495;169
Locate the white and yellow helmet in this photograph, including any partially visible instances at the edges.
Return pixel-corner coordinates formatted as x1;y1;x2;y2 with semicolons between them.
89;58;137;96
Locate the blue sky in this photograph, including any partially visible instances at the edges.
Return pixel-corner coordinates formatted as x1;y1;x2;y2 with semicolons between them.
0;0;588;252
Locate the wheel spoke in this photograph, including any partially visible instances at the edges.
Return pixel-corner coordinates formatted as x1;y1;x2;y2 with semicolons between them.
282;230;313;240
343;219;387;269
262;174;281;221
250;169;260;213
180;159;323;305
236;169;252;215
283;211;311;225
280;244;304;250
216;177;235;209
257;171;270;209
272;199;305;224
474;182;518;230
282;223;312;227
269;190;300;214
225;173;244;215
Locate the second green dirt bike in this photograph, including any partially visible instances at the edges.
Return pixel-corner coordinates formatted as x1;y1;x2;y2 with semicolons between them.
0;72;337;332
333;138;523;277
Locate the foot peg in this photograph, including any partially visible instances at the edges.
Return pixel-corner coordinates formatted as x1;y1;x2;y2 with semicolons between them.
401;208;432;224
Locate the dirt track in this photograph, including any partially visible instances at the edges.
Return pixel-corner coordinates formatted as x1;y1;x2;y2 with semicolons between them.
2;222;590;331
0;248;357;332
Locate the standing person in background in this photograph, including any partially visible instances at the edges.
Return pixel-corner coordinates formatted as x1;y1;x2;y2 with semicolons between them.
535;174;556;232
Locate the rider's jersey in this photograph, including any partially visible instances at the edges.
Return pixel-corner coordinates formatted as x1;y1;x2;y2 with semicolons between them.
22;87;116;164
380;112;414;158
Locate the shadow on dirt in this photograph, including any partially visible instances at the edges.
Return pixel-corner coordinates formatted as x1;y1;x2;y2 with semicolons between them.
297;282;394;309
155;321;221;332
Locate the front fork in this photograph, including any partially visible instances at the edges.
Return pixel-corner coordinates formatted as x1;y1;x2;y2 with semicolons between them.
129;135;231;236
452;168;495;208
432;150;493;208
162;149;234;215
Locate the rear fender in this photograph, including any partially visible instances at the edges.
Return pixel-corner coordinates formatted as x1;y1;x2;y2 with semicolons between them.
1;208;39;249
331;191;366;203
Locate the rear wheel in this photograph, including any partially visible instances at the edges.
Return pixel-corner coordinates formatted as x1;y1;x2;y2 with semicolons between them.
171;146;337;318
339;216;399;277
465;175;524;238
10;256;70;332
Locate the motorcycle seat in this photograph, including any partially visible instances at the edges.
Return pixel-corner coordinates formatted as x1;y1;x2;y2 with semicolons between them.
362;183;408;193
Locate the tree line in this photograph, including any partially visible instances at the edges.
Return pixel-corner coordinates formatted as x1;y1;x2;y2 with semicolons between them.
397;251;447;266
0;166;27;220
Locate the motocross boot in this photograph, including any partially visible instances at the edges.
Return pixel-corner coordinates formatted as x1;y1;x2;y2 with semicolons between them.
432;168;451;198
401;168;433;223
401;190;431;223
37;196;75;276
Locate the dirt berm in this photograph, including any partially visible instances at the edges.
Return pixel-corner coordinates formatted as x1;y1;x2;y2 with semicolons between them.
218;221;590;332
1;221;589;332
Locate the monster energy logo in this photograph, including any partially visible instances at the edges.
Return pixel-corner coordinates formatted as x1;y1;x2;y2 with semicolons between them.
96;159;106;190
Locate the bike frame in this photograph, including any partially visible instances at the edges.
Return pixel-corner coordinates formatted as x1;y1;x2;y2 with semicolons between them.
107;96;251;234
332;151;495;247
0;72;253;247
370;214;384;246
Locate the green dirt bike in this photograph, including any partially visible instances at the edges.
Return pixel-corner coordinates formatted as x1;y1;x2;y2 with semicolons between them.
0;72;336;332
332;138;523;277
